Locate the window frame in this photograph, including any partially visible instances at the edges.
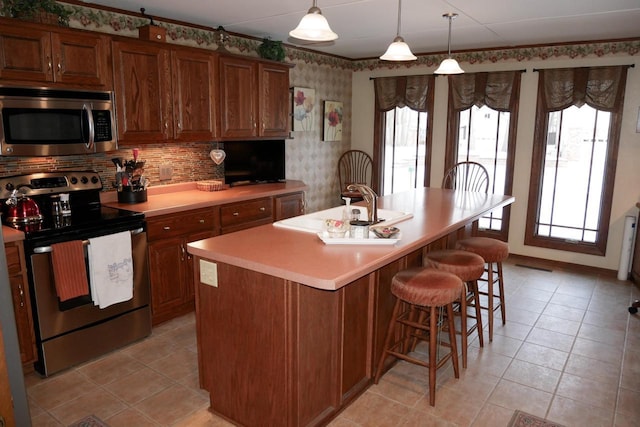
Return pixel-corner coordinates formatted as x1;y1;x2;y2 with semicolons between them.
524;84;625;256
373;79;434;193
444;73;520;242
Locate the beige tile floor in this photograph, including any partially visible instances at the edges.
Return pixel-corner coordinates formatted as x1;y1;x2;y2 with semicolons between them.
25;257;640;426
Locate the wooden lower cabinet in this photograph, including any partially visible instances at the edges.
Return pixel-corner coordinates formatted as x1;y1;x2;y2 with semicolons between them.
147;191;305;324
146;208;218;325
4;242;37;372
194;246;424;426
220;197;273;234
274;191;305;220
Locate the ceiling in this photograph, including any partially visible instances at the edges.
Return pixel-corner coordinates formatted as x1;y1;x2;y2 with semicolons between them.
81;0;640;59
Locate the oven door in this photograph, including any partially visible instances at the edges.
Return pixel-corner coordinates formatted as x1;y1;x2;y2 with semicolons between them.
28;228;151;375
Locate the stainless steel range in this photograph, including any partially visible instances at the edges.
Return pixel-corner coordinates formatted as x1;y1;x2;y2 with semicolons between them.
0;171;151;376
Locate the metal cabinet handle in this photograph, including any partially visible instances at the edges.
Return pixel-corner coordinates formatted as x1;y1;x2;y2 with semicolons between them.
46;56;52;71
18;283;24;307
181;243;186;261
259;207;266;212
177;122;182;130
233;212;239;216
163;226;171;230
199;219;205;223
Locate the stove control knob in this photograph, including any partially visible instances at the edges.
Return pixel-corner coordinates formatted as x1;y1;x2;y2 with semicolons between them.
69;176;78;185
90;176;99;184
4;182;14;192
81;176;88;184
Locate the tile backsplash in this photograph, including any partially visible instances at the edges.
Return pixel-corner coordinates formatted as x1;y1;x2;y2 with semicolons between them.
0;141;223;191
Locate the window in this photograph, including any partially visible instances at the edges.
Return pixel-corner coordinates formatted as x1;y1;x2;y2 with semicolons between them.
382;107;428;195
525;66;629;255
373;75;434;195
445;71;521;241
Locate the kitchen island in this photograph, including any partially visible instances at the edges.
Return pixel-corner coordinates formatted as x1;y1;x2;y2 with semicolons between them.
187;188;514;427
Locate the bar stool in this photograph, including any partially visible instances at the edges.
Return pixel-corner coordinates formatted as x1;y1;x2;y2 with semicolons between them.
374;268;463;406
455;237;509;342
423;249;485;368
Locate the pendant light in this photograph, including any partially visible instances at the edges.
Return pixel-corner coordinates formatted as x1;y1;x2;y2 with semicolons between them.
434;13;464;74
380;0;416;61
289;0;338;42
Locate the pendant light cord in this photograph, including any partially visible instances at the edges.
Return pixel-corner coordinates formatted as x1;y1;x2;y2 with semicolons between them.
396;0;402;37
446;14;452;56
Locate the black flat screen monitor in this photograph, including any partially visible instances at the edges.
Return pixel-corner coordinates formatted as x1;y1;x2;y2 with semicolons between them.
223;140;286;186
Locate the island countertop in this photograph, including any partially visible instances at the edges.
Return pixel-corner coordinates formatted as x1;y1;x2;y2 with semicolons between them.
187;187;515;291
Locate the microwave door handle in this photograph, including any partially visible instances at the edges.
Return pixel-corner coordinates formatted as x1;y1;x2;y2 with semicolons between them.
82;103;95;151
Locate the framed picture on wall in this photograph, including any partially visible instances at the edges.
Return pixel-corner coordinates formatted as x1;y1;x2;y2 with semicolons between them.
323;100;343;142
292;87;315;131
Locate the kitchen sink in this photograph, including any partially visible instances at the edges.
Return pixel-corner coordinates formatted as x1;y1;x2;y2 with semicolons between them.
273;205;413;234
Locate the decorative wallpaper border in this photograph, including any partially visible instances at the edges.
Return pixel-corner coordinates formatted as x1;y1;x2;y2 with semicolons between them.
59;2;640;72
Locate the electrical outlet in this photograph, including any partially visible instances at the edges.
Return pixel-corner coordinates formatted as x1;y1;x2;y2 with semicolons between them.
200;259;218;287
159;164;173;180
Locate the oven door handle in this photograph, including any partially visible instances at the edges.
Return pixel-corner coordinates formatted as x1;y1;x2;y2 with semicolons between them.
32;227;144;254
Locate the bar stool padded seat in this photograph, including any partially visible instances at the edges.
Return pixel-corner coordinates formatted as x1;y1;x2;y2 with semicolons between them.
423;250;485;281
392;269;463;307
455;237;509;262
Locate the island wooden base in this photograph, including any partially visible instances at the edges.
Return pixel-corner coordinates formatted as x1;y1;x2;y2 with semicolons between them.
195;238;456;426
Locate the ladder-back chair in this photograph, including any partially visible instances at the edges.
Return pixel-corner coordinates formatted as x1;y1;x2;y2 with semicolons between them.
442;161;489;192
338;150;373;201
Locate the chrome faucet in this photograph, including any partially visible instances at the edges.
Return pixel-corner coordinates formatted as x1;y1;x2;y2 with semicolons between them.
347;184;378;223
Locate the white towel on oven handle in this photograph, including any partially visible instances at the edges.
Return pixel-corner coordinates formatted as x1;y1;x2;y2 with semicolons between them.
87;231;133;309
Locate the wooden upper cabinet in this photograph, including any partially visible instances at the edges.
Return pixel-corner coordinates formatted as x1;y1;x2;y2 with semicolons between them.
112;39;173;142
0;23;110;88
219;56;292;140
51;32;111;87
259;63;291;137
219;55;257;138
172;49;217;141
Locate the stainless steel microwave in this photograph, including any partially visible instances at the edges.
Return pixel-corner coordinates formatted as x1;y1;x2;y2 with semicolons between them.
0;86;117;156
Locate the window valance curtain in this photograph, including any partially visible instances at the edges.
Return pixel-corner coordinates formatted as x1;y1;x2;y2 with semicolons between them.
448;71;521;112
374;75;433;112
539;66;629;112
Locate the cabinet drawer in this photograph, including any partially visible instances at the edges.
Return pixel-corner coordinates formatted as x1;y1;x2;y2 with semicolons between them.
5;243;22;276
220;198;273;228
147;208;217;241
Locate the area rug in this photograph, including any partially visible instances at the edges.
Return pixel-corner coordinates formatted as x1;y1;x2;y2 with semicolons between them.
507;410;565;427
67;415;109;427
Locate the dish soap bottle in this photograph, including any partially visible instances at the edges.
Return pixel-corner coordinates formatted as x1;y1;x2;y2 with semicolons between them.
342;197;351;235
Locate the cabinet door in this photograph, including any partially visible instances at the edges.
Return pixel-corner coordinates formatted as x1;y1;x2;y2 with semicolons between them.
259;63;290;137
112;39;172;142
52;32;111;88
0;25;52;82
172;49;217;141
219;56;257;138
148;236;190;325
8;274;37;367
274;192;305;221
5;243;37;368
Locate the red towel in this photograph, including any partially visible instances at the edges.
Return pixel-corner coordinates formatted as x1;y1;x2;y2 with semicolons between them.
51;241;90;301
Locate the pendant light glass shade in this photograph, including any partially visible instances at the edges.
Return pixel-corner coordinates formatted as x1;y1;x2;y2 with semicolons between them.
434;12;464;74
380;0;416;61
380;36;417;61
289;1;338;41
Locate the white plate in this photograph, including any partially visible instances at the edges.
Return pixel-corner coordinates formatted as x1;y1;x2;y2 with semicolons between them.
317;231;401;245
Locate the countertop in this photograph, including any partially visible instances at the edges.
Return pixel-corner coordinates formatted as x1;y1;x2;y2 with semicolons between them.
2;180;308;243
187;188;515;291
101;180;307;217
